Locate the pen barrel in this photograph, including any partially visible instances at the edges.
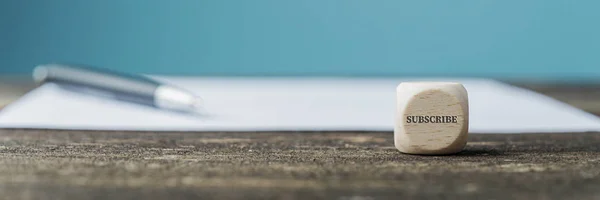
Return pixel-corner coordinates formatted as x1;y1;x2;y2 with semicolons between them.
33;64;160;106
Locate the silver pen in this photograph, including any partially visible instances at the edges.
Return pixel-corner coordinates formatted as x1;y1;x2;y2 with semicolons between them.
33;64;203;113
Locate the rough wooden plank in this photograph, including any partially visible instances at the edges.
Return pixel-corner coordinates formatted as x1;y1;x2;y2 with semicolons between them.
1;130;600;199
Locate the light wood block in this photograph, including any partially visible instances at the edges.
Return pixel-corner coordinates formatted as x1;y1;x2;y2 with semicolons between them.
395;82;469;155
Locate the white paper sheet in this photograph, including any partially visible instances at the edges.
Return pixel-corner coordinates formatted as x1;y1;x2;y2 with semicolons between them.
1;77;599;133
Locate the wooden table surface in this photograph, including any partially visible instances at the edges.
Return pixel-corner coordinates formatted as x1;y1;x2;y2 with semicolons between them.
1;79;600;200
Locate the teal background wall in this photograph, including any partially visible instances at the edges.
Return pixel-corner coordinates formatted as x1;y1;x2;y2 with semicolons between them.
1;0;600;79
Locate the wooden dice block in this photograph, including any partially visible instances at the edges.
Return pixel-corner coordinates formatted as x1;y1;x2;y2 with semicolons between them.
395;82;469;155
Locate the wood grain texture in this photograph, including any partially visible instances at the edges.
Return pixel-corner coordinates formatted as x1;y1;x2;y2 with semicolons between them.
1;130;600;199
